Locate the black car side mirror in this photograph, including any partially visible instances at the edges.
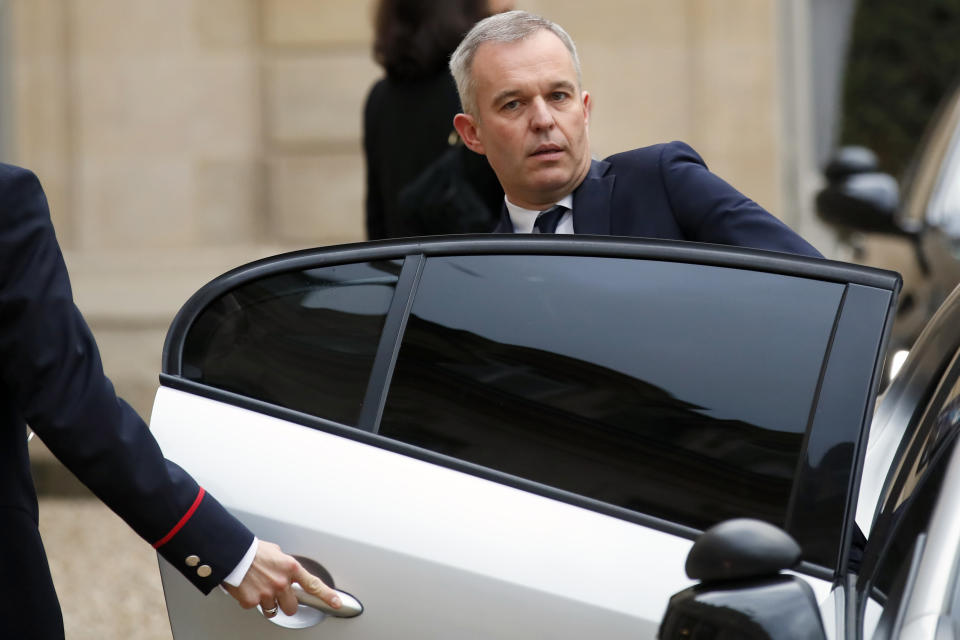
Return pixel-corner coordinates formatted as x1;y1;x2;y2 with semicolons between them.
658;519;827;640
816;146;908;236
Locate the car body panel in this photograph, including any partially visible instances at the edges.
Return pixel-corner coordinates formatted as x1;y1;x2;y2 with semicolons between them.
153;387;693;638
897;442;960;634
152;387;836;639
855;302;960;638
857;281;960;536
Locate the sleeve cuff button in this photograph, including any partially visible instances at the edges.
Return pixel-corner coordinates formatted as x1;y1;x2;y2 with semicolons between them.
197;565;212;578
185;555;200;567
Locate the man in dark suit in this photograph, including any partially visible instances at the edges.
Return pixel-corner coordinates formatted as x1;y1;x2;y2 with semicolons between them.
448;10;822;258
0;163;341;638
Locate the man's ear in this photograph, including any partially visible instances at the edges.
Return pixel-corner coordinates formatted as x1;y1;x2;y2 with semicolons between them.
582;91;592;126
454;113;485;155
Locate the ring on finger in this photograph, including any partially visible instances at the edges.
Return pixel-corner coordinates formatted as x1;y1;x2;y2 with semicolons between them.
263;604;279;616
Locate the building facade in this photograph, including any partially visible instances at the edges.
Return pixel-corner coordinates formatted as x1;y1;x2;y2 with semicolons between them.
2;0;839;414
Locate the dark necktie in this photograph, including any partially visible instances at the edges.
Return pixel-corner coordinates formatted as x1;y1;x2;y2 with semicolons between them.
533;205;567;234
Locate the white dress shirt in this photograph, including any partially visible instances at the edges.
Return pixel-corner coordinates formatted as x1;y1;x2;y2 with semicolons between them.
222;537;259;587
504;194;575;234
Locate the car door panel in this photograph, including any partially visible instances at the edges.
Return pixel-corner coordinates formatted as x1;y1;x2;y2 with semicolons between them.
152;387;705;638
151;238;899;638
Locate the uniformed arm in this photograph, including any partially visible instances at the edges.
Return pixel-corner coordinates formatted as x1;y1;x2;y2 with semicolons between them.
225;540;342;617
658;141;824;258
0;164;340;613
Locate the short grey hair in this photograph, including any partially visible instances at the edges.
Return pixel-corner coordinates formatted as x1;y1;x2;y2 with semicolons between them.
449;10;582;117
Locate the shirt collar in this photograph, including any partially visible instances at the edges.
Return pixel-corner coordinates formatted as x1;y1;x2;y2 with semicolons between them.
504;193;574;234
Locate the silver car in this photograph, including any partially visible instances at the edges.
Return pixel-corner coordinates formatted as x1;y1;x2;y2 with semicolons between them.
150;236;901;638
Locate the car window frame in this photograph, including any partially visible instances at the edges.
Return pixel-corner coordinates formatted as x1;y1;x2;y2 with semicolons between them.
159;235;900;579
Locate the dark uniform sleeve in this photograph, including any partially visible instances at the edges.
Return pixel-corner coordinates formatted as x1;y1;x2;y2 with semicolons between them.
658;141;823;258
0;164;254;593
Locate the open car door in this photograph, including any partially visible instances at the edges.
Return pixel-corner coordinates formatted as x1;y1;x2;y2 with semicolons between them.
150;236;899;639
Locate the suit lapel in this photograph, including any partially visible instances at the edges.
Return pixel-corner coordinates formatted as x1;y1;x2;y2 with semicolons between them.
572;159;614;235
493;159;614;234
493;207;513;233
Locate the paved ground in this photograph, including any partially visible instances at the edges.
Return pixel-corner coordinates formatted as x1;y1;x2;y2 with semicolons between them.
38;496;173;640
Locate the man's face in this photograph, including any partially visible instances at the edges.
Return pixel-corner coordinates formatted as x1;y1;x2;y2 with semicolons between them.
454;30;592;210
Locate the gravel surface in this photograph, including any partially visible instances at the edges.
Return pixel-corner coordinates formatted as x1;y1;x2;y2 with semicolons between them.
38;497;173;640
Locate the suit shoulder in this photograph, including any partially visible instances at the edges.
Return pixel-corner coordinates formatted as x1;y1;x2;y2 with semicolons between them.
604;141;706;170
0;163;46;211
0;163;41;187
603;144;665;166
661;140;707;167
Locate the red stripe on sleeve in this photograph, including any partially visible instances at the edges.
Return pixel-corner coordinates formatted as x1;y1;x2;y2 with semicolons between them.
153;487;206;549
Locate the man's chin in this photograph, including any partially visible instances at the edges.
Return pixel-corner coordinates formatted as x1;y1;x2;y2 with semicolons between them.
528;174;576;199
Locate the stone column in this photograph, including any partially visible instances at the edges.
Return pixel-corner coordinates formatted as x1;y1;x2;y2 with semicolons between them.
7;0;75;244
260;0;377;245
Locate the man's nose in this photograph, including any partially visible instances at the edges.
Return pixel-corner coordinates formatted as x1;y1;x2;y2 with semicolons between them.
529;97;555;131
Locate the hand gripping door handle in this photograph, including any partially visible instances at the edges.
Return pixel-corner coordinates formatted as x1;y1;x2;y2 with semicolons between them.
293;584;363;618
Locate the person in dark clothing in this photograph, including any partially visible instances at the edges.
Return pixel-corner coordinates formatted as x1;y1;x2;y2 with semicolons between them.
0;164;343;639
449;11;822;258
363;0;510;239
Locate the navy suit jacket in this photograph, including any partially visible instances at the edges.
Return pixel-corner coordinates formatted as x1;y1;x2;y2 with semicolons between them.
0;164;253;635
494;141;822;258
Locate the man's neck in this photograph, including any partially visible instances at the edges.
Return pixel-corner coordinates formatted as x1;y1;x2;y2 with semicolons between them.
504;193;575;234
504;192;574;214
503;159;593;210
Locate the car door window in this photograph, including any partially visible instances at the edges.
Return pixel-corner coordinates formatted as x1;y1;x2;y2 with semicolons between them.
379;255;845;534
181;260;401;426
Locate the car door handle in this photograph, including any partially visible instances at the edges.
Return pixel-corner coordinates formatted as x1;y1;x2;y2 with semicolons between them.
293;584;363;618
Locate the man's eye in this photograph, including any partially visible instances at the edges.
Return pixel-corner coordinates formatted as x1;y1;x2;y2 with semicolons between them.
551;92;569;102
502;100;520;111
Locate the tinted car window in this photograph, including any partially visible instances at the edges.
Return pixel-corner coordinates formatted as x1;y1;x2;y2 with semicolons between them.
380;255;844;531
182;260;400;425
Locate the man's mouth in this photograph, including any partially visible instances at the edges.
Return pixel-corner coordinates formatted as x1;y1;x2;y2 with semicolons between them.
531;144;563;157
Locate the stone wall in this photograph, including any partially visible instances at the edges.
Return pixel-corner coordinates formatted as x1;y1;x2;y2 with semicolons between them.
9;0;376;250
529;0;784;217
6;0;795;416
8;0;788;253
